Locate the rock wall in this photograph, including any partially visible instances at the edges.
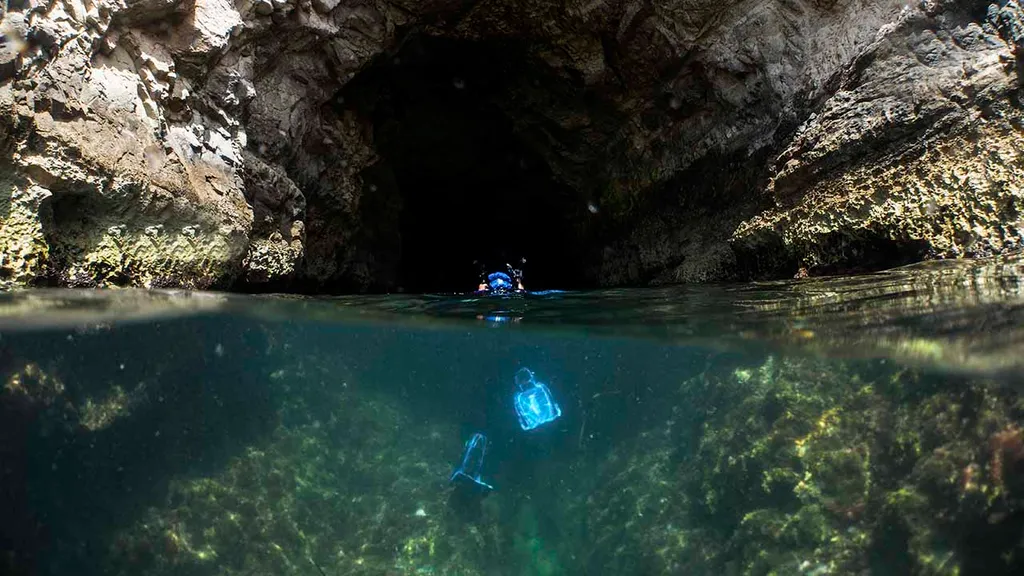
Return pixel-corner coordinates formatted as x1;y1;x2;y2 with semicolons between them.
0;0;1020;290
594;0;1024;282
730;0;1024;279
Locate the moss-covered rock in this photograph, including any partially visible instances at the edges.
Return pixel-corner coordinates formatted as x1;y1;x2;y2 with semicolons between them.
573;356;1024;575
46;347;1021;576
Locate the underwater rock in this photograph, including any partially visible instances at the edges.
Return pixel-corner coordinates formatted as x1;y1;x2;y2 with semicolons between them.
0;0;1020;289
84;351;1024;575
569;355;1024;574
1;361;146;434
1;363;75;425
100;362;483;576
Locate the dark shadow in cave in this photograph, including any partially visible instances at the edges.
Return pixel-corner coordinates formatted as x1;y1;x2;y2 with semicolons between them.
341;34;591;294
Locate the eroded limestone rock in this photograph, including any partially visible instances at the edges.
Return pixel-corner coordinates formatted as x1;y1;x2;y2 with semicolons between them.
730;2;1024;277
0;0;1019;289
0;0;254;288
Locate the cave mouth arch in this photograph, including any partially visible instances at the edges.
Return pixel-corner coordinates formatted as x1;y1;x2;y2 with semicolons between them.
341;34;593;294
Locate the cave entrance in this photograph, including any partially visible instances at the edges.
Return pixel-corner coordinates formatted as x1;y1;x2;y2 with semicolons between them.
342;34;588;294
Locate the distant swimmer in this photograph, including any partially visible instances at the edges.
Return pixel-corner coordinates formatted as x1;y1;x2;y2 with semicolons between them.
475;260;525;294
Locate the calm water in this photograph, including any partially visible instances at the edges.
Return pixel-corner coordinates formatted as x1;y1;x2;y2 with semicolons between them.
1;253;1023;576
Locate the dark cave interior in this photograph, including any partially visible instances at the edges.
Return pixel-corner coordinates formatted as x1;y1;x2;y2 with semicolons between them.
342;34;593;294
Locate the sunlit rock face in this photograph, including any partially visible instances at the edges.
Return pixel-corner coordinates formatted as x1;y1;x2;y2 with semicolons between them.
0;0;1020;291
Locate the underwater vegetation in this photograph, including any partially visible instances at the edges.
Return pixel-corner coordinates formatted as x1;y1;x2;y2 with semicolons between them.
576;357;1024;575
97;366;1024;573
2;320;1023;576
97;353;508;576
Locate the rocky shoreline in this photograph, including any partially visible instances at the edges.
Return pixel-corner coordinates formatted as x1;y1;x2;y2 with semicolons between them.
0;0;1020;291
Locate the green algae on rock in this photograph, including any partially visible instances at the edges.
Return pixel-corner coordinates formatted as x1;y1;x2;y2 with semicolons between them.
3;287;1023;574
84;351;1024;576
102;362;493;576
560;356;1024;574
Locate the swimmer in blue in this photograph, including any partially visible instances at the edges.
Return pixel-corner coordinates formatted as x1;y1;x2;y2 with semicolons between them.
475;259;526;294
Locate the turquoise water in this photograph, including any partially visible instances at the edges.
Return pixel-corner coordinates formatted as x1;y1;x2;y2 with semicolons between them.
1;254;1024;575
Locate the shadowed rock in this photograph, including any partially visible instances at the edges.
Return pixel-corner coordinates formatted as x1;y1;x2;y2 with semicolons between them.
0;0;1019;291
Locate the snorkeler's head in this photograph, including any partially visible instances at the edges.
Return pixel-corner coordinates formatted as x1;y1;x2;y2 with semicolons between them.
487;271;514;291
474;258;525;292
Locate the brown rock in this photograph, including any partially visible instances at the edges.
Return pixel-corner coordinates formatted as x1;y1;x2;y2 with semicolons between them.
0;0;1019;291
311;0;341;13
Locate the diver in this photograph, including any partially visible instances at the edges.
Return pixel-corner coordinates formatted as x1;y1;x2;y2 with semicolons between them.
475;259;526;294
446;366;562;523
448;431;494;521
